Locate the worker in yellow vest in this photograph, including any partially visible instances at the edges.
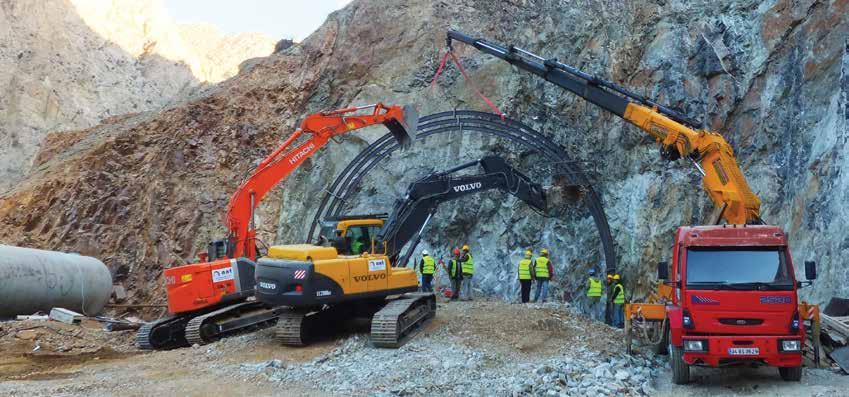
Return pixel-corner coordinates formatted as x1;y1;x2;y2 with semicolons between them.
447;247;463;301
418;250;436;292
517;250;533;303
459;244;474;301
532;248;554;303
610;274;626;328
586;268;603;319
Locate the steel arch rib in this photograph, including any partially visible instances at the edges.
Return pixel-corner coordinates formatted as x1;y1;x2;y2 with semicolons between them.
306;110;617;273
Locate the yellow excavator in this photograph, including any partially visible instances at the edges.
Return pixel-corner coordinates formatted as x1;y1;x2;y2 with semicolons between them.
254;155;546;347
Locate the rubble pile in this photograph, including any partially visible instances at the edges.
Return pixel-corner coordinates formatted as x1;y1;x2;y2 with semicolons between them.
237;301;660;396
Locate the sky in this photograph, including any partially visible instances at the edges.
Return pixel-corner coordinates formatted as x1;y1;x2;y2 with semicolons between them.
165;0;352;41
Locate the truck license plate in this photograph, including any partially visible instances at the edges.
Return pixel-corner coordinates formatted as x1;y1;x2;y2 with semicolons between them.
728;347;759;355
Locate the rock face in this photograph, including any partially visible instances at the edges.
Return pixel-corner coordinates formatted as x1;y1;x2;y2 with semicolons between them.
0;0;847;306
0;0;275;192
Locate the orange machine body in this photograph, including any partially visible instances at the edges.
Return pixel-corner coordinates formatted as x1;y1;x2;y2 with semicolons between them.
164;259;239;314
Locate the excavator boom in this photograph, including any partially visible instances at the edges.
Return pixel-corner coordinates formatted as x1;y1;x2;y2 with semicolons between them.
377;155;546;265
447;31;761;224
225;103;418;260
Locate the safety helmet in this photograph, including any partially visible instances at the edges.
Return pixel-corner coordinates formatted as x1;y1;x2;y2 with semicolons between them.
524;250;532;258
453;248;461;255
589;268;596;275
422;250;429;256
612;274;621;280
540;248;549;256
606;274;613;280
462;244;470;251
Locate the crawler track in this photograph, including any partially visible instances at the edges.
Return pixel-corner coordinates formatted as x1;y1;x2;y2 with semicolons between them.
185;301;281;346
136;315;193;350
371;293;436;348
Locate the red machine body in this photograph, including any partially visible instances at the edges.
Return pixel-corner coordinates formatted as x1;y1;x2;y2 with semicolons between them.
665;225;806;369
165;259;238;314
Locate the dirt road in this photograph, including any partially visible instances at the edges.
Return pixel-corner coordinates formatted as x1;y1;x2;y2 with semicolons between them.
1;300;846;396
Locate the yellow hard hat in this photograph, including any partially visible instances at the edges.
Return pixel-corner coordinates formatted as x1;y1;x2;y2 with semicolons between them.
462;244;470;251
540;248;549;256
524;250;532;258
612;274;621;280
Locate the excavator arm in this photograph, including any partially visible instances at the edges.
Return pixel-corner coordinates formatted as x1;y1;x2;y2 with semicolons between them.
376;155;546;266
224;103;418;260
446;31;761;225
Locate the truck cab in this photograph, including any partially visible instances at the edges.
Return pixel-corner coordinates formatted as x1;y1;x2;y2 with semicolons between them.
662;225;817;383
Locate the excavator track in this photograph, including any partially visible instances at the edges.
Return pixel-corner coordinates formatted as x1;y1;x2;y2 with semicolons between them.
184;301;281;346
274;304;360;346
136;314;193;350
370;292;436;348
274;310;310;346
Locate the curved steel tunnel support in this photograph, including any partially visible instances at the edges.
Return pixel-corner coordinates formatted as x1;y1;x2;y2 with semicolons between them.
307;111;618;273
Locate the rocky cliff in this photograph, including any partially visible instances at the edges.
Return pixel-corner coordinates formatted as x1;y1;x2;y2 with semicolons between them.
0;0;846;306
0;0;275;192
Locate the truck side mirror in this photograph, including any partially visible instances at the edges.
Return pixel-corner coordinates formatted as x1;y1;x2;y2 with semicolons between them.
657;261;669;281
805;260;817;280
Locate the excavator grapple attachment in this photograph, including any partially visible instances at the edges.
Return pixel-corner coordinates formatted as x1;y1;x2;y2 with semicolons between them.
383;104;418;149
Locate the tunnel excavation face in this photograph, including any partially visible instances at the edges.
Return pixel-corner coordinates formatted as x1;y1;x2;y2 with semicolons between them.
307;111;617;277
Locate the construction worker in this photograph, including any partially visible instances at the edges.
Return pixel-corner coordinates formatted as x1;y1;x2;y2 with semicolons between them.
459;244;474;301
586;268;603;319
419;250;436;292
517;250;533;303
532;248;553;303
604;273;614;325
611;274;626;328
447;247;463;300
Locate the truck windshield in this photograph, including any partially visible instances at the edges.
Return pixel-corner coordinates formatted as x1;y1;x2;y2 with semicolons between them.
686;248;794;290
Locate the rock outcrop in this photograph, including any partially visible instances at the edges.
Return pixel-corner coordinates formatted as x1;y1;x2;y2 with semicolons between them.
0;0;846;306
0;0;275;192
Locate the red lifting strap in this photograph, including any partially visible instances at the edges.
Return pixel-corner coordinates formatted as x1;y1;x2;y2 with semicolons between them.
430;49;506;121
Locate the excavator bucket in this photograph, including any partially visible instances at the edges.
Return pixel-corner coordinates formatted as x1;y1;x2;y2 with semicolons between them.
383;104;418;149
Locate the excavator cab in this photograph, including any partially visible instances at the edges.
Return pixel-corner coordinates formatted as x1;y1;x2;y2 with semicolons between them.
317;214;388;255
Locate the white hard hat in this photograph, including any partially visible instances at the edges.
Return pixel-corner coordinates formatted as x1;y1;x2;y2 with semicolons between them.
422;250;429;255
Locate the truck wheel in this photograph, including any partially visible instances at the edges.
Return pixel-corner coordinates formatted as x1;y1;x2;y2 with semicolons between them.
669;330;689;385
653;320;669;355
778;366;802;381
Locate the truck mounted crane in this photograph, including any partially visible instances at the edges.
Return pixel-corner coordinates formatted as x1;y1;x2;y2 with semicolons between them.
446;30;820;383
253;155;547;347
136;103;418;349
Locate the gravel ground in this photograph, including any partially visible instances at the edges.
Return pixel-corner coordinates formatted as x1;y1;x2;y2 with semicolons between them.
1;299;847;396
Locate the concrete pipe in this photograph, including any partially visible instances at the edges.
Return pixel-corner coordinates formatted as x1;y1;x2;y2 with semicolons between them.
0;245;112;317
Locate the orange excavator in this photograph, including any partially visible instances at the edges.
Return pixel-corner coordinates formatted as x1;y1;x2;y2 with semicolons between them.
137;103;417;349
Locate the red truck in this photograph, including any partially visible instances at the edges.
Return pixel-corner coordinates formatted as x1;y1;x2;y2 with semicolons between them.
444;31;822;384
658;225;817;383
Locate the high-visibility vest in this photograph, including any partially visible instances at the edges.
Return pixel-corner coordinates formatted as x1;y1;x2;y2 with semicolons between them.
587;277;602;297
535;257;550;279
518;259;532;280
449;259;459;277
422;256;435;275
461;253;475;275
351;240;364;254
613;283;625;304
